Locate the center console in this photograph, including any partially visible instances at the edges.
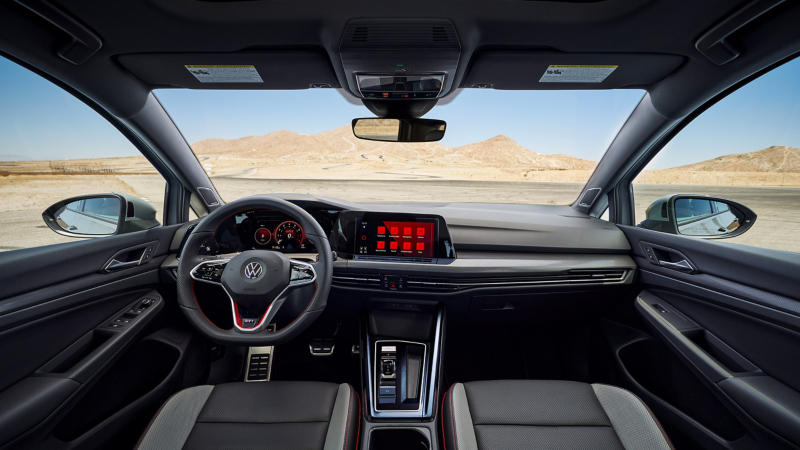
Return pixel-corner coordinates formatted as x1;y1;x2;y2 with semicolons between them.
360;301;445;449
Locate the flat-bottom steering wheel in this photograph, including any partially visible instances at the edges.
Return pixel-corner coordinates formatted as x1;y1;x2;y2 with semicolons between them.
176;195;333;346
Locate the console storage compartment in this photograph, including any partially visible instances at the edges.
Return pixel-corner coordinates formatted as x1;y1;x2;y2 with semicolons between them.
367;428;431;450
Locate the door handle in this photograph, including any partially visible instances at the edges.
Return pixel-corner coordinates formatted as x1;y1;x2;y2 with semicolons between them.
659;259;694;273
103;259;140;273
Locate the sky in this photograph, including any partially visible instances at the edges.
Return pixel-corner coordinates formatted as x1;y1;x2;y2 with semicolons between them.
2;55;800;168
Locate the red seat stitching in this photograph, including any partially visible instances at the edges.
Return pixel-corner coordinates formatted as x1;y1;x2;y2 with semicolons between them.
441;390;449;450
450;385;458;450
343;385;353;450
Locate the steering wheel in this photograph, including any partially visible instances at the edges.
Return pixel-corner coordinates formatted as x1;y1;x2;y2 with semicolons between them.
176;195;333;346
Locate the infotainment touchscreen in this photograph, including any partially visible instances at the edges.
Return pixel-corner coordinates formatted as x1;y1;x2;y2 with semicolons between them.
355;217;438;258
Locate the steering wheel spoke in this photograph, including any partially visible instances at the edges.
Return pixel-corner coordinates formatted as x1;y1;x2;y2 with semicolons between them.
190;259;230;285
289;259;317;286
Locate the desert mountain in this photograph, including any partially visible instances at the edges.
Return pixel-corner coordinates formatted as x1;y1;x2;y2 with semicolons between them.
670;145;800;172
190;125;595;170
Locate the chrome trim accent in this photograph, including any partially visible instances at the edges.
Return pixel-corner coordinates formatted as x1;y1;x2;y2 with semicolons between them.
190;258;317;334
309;343;336;356
424;308;444;417
369;339;428;417
333;271;630;290
365;307;442;420
245;339;275;382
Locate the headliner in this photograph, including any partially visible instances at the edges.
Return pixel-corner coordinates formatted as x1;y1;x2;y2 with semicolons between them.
1;0;799;119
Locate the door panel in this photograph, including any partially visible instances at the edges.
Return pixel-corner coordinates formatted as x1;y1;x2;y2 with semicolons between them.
618;225;800;450
0;225;187;449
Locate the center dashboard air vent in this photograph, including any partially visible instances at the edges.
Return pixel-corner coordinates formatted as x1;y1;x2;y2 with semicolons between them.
333;270;629;291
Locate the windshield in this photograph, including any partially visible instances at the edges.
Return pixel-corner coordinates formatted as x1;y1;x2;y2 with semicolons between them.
155;89;644;205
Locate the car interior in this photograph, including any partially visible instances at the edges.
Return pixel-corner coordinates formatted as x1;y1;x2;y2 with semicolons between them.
1;0;800;449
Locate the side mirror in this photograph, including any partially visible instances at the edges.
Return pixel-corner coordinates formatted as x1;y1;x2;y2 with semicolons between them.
637;194;756;238
42;193;160;238
352;118;446;142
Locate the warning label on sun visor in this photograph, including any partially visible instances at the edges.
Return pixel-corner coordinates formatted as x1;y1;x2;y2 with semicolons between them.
185;65;263;83
539;65;618;83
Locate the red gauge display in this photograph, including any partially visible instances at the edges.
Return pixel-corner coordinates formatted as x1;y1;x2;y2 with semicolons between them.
275;221;305;247
254;228;271;245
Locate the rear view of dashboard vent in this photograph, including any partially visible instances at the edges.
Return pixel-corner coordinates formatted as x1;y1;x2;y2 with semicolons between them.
340;20;460;50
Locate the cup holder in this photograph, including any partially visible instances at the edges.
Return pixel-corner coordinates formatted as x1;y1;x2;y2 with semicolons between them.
368;428;430;450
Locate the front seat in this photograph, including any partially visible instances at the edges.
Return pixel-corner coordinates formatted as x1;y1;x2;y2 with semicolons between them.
442;380;673;450
135;381;359;450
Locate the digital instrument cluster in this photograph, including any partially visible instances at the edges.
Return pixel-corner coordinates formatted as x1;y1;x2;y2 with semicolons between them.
239;211;314;252
207;209;320;255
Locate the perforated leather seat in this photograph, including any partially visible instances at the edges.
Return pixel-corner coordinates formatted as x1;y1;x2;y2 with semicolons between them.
442;380;673;450
135;381;359;450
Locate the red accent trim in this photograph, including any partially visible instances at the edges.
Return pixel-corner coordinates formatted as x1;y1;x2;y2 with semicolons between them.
642;399;676;450
441;390;448;450
343;386;353;450
449;385;458;450
134;392;175;449
232;302;267;329
354;388;361;450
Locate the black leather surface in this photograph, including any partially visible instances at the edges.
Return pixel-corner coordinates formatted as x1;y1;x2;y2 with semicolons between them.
718;376;800;448
463;380;611;426
0;377;80;447
442;381;664;450
197;381;338;423
175;382;359;450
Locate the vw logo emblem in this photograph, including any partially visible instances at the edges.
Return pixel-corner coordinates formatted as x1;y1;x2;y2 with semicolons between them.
244;262;263;279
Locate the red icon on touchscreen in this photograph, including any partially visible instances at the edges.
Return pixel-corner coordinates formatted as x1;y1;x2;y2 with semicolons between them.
417;243;424;250
390;227;398;235
403;227;412;235
390;242;398;250
377;241;385;249
417;227;425;236
403;242;411;250
378;226;385;234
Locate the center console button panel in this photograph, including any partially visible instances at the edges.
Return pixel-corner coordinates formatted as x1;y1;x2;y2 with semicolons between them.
374;341;426;411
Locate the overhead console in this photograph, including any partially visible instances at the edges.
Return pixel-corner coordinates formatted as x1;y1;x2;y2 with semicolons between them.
339;19;461;100
336;211;456;263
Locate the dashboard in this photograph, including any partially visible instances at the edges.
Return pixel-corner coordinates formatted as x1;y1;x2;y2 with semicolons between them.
199;209;338;255
173;197;635;293
196;207;456;262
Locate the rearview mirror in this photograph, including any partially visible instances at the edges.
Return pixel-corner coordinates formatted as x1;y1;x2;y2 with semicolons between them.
637;194;756;238
352;118;446;142
42;193;160;238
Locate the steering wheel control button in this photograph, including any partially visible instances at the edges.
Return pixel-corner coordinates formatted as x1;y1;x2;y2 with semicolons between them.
290;264;316;284
192;262;227;283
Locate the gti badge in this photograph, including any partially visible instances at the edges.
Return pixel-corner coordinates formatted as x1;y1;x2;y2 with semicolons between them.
244;262;263;279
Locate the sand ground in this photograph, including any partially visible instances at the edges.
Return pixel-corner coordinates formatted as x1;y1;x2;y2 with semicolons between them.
1;174;797;253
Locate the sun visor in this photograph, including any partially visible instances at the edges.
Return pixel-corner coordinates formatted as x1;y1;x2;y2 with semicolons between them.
463;51;684;90
118;51;340;89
